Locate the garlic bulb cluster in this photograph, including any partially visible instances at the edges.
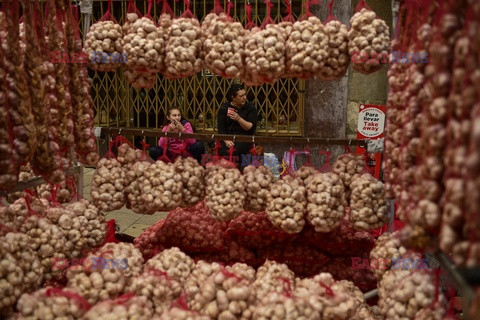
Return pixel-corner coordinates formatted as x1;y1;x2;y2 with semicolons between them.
306;172;347;232
348;8;390;74
84;21;123;72
266;175;306;234
243;165;274;212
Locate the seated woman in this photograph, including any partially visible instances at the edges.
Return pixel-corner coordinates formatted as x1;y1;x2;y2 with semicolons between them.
149;108;204;163
217;83;258;170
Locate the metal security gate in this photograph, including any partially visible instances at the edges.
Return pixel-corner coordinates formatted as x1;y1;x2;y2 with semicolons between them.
83;0;306;137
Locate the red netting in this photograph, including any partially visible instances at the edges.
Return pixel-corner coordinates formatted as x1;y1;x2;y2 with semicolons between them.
160;0;174;17
210;0;226;16
224;211;297;249
318;150;333;173
192;241;259;267
134;219;167;260
299;0;320;21
260;0;275;29
353;0;373;14
323;256;377;292
157;201;228;253
298;215;375;256
245;3;257;30
45;287;92;311
281;0;295;23
143;0;154;20
180;0;195;19
127;0;143;19
324;0;336;23
258;242;330;277
102;219;119;245
98;0;118;23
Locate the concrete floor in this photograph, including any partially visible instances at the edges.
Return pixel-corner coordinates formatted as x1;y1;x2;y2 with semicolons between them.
82;167;168;237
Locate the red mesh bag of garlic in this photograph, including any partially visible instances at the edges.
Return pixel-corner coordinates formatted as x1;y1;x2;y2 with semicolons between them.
1;0;36;180
244;0;287;85
317;0;350;80
258;242;330;277
122;0;161;88
90;140;126;213
124;141;183;214
134;219;166;260
205;157;246;221
203;0;244;79
295;148;319;186
66;6;99;166
299;215;375;256
163;0;204;79
348;0;390;74
189;267;256;319
126;268;182;316
294;273;360;320
82;294;153;319
243;161;275;212
266;173;307;234
158;201;227;253
16;287;91;319
45;0;75;170
285;0;329;79
224;210;297;249
241;2;262;86
84;0;123;72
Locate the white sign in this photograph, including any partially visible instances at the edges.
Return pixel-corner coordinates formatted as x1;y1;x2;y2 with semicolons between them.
357;105;385;138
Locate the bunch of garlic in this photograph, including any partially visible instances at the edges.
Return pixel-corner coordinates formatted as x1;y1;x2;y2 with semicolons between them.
306;172;347;232
243;165;275;212
145;247;195;285
348;8;390;74
349;173;388;231
84;21;123;72
266;175;307;233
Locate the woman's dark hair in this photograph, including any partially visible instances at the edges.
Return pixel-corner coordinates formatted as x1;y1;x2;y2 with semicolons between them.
163;107;183;125
226;83;245;103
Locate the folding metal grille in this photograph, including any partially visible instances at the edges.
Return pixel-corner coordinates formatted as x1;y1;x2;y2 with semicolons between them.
82;0;306;137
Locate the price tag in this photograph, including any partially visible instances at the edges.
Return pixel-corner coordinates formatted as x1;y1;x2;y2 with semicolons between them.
93;127;102;138
366;138;384;153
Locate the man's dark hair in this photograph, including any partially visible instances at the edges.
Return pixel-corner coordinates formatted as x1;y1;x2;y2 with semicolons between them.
226;83;245;103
